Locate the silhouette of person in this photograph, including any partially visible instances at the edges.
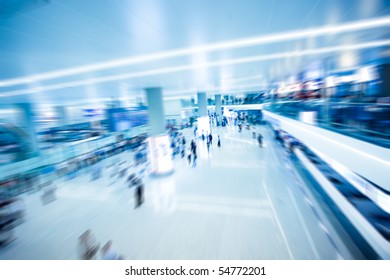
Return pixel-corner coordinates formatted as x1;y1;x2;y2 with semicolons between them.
78;229;100;260
258;133;263;148
100;240;123;260
187;148;192;165
135;183;144;208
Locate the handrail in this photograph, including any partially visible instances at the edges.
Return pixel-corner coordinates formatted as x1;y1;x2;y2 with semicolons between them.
315;120;390;138
264;100;390;107
263;101;390;148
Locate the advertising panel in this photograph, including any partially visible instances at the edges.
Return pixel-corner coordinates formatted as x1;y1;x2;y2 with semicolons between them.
148;134;173;175
107;108;149;132
197;116;210;136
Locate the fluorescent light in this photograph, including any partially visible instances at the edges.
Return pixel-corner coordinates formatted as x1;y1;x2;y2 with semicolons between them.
1;39;388;97
0;16;389;88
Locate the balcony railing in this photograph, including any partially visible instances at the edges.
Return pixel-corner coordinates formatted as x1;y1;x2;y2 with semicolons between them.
263;100;390;148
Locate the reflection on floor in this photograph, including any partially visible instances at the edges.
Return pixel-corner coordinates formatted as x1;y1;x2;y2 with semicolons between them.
0;125;363;259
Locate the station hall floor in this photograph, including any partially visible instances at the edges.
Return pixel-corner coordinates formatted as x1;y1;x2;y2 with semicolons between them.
0;125;365;260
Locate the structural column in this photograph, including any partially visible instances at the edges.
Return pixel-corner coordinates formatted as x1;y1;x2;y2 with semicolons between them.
197;92;207;117
196;92;210;135
16;103;38;157
215;94;222;126
146;88;165;135
145;87;173;175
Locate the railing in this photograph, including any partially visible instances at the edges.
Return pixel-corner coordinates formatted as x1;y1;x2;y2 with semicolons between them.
263;100;390;147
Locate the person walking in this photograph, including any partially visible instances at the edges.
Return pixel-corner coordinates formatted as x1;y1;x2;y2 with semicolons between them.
182;136;186;158
217;135;221;148
193;141;197;156
192;151;197;167
209;133;213;145
100;240;124;260
191;140;197;167
182;135;186;146
190;139;197;154
78;229;100;260
252;125;257;139
134;183;144;208
257;133;264;148
187;148;192;165
180;140;185;158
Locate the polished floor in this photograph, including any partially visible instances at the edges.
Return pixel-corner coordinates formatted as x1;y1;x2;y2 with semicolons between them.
0;125;363;259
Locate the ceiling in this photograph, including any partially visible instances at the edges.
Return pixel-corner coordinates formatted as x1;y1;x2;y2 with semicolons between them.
0;0;389;105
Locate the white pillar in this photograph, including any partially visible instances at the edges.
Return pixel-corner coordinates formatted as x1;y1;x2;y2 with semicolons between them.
146;87;166;135
145;87;173;175
197;92;207;117
215;94;222;126
197;92;210;135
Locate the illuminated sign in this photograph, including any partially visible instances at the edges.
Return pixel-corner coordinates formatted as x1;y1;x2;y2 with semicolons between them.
197;116;210;136
107;108;149;132
148;135;173;175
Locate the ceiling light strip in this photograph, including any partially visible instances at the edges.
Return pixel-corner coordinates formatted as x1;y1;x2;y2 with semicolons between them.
0;39;389;97
0;16;389;87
